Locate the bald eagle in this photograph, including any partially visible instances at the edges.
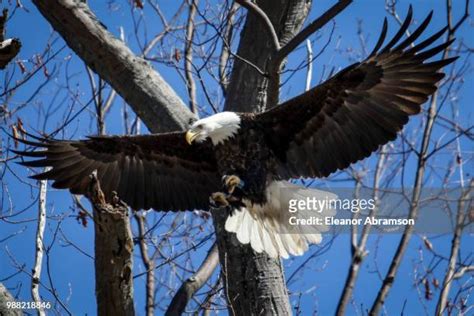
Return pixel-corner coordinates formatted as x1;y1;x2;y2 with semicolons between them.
14;9;456;258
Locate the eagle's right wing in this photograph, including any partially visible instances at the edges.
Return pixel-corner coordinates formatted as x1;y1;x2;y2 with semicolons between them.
13;132;220;211
257;7;456;179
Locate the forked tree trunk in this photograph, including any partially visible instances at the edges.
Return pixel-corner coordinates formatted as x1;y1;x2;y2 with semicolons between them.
214;0;311;314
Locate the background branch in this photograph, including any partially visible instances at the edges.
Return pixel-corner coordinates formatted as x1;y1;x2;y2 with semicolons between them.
219;3;239;96
275;0;352;63
31;169;49;316
165;243;219;315
435;180;473;315
135;213;156;316
184;0;198;114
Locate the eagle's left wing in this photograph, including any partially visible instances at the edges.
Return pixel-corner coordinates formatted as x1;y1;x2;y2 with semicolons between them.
257;7;457;179
12;132;220;211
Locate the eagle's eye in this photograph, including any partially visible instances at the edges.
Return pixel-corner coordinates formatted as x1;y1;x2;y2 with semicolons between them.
196;124;203;130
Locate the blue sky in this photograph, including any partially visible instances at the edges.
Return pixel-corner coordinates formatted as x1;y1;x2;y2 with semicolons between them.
1;0;472;315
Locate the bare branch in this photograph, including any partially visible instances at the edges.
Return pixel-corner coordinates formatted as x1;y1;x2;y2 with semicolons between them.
184;0;198;115
266;0;352;108
143;2;188;57
225;0;311;112
449;0;470;34
135;213;156;316
453;265;474;279
275;0;352;63
31;168;49;316
219;3;239;95
165;243;219;316
336;147;387;316
305;39;312;91
435;180;473;315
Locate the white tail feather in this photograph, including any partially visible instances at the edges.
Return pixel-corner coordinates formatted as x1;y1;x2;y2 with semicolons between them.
224;181;336;258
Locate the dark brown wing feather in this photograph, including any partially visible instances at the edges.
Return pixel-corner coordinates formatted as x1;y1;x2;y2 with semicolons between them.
257;7;457;178
13;132;220;211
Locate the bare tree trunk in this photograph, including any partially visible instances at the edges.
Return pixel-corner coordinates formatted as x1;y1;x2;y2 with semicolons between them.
0;283;23;316
88;174;135;316
211;208;291;315
225;0;311;113
217;1;312;314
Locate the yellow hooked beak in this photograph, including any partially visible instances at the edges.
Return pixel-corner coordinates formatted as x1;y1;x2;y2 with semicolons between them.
185;130;200;145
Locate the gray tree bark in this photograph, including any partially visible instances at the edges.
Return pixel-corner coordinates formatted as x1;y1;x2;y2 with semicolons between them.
211;208;291;315
0;283;23;316
225;0;311;113
88;174;135;316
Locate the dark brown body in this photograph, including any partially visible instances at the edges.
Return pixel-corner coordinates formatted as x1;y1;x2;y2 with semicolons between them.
214;117;280;204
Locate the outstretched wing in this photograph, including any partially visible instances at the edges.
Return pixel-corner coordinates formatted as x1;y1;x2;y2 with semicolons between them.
257;7;457;178
13;132;220;211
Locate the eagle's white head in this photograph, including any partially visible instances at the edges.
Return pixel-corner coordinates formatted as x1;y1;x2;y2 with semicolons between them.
185;112;241;146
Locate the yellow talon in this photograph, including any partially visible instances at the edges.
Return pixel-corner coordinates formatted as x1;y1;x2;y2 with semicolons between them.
223;175;242;194
210;192;230;207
